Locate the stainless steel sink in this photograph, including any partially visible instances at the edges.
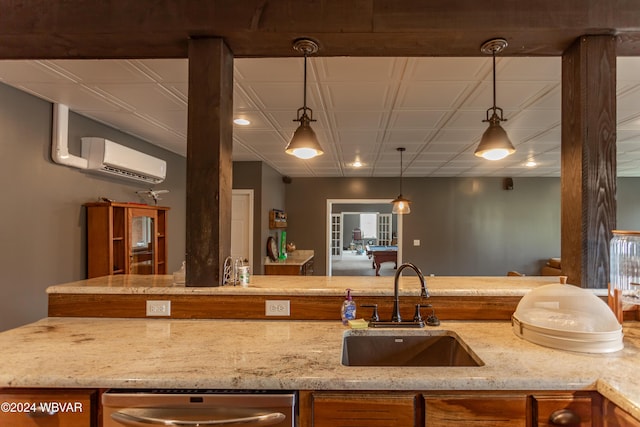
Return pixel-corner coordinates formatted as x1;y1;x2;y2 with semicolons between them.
341;330;484;367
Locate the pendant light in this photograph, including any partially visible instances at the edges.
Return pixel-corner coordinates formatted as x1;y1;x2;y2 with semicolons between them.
474;38;515;161
391;147;411;215
285;38;324;159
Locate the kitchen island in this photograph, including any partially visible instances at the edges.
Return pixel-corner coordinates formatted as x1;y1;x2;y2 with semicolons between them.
0;317;638;423
3;275;637;425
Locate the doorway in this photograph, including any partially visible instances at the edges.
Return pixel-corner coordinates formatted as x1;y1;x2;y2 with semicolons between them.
326;199;403;276
231;189;254;272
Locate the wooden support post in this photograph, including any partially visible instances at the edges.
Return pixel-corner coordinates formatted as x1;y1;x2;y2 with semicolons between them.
561;35;617;288
186;38;234;286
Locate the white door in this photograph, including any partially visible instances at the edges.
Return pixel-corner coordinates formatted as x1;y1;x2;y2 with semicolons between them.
231;189;254;272
377;214;392;246
331;213;342;260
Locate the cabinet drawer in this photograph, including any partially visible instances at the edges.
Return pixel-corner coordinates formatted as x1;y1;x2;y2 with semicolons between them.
532;393;599;427
424;394;528;426
0;389;96;427
311;392;418;427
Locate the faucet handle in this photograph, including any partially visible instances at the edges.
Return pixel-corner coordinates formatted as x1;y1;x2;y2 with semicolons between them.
413;304;423;322
361;304;380;322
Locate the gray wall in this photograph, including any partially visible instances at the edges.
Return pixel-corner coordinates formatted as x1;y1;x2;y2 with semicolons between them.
287;176;640;278
286;177;563;276
233;161;286;274
617;178;640;231
0;83;186;331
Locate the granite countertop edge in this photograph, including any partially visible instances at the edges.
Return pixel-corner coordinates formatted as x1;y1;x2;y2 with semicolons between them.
46;275;583;297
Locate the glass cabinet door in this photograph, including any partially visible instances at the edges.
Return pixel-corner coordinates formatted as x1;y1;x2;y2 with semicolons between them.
128;209;157;274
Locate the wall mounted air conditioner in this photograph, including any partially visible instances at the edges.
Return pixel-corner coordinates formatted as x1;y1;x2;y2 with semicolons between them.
81;137;167;184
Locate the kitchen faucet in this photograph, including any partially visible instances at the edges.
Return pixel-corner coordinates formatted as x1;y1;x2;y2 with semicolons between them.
392;262;428;322
363;262;439;328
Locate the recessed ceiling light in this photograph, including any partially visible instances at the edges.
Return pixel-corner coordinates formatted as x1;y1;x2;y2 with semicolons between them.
525;160;537;167
233;118;251;126
352;161;363;168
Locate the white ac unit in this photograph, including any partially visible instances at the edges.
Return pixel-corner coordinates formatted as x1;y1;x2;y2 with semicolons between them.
81;137;167;184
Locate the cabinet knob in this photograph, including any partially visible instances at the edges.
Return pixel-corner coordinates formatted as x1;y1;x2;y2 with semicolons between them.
548;409;581;425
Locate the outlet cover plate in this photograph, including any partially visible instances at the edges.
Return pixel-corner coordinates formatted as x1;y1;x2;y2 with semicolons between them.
265;300;291;316
146;300;171;317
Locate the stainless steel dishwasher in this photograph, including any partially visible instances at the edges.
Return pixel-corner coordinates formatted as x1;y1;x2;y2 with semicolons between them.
102;389;296;426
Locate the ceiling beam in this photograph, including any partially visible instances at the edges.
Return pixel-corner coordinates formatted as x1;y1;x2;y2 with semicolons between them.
0;0;639;59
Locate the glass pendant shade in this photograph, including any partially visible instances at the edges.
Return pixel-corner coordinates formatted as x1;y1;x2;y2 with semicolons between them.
392;195;411;214
285;110;323;159
474;110;515;161
391;147;410;214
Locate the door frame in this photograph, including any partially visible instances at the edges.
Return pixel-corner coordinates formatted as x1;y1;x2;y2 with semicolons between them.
231;189;254;272
326;198;403;276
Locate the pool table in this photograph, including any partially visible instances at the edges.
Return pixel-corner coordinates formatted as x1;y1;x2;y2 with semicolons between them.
365;245;398;276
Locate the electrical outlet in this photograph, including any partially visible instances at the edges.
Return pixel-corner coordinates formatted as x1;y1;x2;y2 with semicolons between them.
265;300;290;316
146;300;171;317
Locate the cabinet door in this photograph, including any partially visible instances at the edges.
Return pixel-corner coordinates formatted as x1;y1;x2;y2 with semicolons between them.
127;208;158;274
310;392;419;427
602;397;640;427
303;258;314;276
424;395;528;426
532;393;599;427
0;389;96;427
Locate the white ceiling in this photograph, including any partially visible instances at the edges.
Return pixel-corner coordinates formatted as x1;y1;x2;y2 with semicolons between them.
0;56;639;177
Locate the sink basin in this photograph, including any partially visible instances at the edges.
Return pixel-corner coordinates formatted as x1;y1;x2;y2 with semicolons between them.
341;330;484;367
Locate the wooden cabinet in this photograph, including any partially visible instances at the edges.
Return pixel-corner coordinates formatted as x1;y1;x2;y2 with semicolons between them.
301;257;314;275
531;392;600;426
269;209;287;229
265;257;314;276
0;388;97;427
300;391;419;427
0;388;635;427
602;397;640;427
301;391;606;427
425;392;600;427
424;394;528;426
85;202;169;278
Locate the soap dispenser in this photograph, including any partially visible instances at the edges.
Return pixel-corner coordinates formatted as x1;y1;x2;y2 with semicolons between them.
341;288;356;325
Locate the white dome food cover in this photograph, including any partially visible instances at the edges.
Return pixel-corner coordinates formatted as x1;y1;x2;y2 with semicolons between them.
512;283;623;353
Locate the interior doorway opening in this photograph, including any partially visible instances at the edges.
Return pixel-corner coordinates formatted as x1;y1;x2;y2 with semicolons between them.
326;199;403;276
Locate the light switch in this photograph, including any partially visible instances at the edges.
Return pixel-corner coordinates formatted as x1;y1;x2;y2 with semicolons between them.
413;239;420;246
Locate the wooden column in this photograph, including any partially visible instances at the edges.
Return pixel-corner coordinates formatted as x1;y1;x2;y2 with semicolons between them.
186;38;233;286
561;35;617;288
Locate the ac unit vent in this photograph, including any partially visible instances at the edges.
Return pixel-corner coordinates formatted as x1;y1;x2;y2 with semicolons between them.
81;137;166;184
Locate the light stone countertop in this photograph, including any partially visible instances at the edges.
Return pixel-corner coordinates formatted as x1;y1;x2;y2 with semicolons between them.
0;317;638;420
47;274;572;297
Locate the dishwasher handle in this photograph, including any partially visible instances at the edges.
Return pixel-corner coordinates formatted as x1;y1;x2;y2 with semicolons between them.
111;407;286;426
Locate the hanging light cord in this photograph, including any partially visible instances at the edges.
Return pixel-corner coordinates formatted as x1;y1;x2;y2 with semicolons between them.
399;149;403;194
296;46;315;123
399;148;404;195
303;51;308;111
485;45;506;123
491;49;497;110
